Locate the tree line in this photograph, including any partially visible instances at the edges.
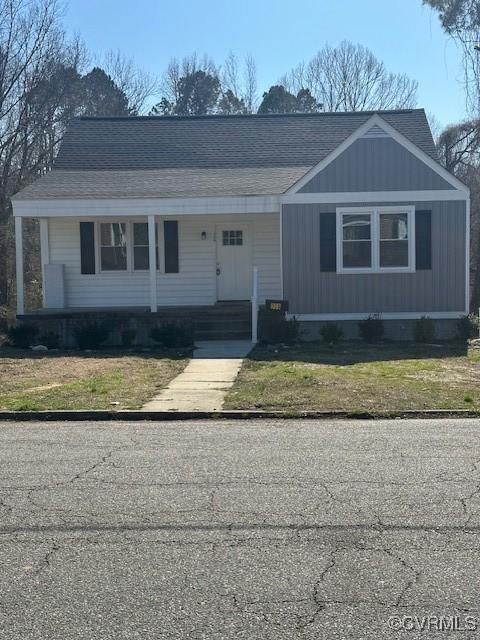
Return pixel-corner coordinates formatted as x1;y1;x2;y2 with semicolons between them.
150;43;417;116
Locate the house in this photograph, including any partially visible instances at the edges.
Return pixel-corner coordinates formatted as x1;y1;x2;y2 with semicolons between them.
12;109;469;343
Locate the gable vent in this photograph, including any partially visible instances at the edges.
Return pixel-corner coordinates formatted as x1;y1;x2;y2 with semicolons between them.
361;125;390;139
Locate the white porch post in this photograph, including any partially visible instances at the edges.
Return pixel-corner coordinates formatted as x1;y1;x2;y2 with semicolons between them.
14;216;24;315
251;266;259;344
39;218;50;307
148;215;157;312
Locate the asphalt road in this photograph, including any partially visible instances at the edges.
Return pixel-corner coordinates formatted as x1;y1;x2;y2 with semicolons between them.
1;419;480;639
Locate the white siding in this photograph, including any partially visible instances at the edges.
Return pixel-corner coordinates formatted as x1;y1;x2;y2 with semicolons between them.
47;213;280;308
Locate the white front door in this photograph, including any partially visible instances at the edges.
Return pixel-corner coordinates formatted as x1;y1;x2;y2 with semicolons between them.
216;225;252;300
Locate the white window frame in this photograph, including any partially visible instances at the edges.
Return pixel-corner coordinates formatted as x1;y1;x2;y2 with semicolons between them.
336;205;416;274
97;220;129;273
96;220;160;274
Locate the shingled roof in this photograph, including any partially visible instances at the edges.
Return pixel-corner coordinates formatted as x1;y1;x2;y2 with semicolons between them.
14;109;436;200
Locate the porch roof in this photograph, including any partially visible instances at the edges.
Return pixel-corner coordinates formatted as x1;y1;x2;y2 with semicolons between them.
12;166;309;199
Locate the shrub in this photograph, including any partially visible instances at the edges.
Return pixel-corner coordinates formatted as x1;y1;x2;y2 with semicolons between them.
73;322;110;350
150;322;194;348
0;306;9;333
320;322;344;345
457;314;480;340
358;314;384;343
121;328;137;347
258;309;299;345
7;323;38;348
38;331;61;349
413;316;435;343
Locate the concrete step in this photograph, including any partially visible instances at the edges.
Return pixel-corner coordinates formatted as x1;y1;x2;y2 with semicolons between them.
194;330;251;340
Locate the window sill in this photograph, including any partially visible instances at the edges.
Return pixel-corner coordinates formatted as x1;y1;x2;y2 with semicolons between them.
337;268;416;275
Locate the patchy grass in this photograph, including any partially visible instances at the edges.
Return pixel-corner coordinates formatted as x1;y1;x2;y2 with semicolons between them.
0;348;188;410
224;341;480;412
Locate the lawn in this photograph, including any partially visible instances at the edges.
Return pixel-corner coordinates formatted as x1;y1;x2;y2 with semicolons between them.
224;341;480;412
0;348;188;411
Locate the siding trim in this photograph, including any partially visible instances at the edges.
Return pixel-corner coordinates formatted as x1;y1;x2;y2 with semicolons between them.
12;190;468;220
286;113;469;194
288;312;466;321
13;196;281;217
283;190;468;204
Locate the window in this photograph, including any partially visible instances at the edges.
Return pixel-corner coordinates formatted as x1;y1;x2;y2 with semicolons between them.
379;213;408;268
223;230;243;246
97;221;162;272
337;207;414;273
133;223;158;270
342;214;372;268
100;223;127;271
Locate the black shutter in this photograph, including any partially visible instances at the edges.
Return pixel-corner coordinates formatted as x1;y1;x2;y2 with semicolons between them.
320;212;337;271
415;210;432;270
80;222;96;274
164;220;179;273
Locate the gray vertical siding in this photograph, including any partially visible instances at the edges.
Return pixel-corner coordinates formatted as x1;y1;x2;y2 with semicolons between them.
299;138;454;192
282;201;466;314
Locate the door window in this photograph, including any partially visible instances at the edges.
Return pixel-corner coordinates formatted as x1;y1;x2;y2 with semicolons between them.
222;230;243;246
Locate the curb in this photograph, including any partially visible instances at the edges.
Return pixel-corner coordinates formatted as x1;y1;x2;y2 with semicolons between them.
0;409;479;422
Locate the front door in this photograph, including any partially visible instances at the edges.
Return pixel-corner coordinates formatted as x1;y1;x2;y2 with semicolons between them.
216;225;252;300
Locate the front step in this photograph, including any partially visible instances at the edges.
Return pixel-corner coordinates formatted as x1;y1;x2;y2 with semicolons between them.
194;330;251;340
191;306;251;340
194;321;252;340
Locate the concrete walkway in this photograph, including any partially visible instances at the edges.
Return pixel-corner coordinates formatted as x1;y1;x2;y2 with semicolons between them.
142;340;252;411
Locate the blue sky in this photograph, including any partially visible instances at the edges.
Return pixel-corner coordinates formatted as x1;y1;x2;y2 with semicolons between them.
63;0;466;129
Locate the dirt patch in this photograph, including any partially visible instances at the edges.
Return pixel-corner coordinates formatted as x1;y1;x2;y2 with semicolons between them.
0;349;188;410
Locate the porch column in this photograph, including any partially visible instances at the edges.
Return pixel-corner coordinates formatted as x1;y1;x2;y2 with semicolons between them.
15;216;24;315
148;215;157;312
39;218;50;307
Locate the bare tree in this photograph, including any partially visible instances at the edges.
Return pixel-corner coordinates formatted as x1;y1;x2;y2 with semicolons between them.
426;111;443;144
154;52;258;116
243;55;258;112
424;0;480;116
435;118;480;310
0;0;143;312
222;51;240;98
0;0;72;309
101;50;159;114
220;52;258;112
160;53;218;107
281;41;417;112
437;119;480;172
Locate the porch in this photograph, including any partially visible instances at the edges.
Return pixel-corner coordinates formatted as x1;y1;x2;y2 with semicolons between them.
14;210;281;325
